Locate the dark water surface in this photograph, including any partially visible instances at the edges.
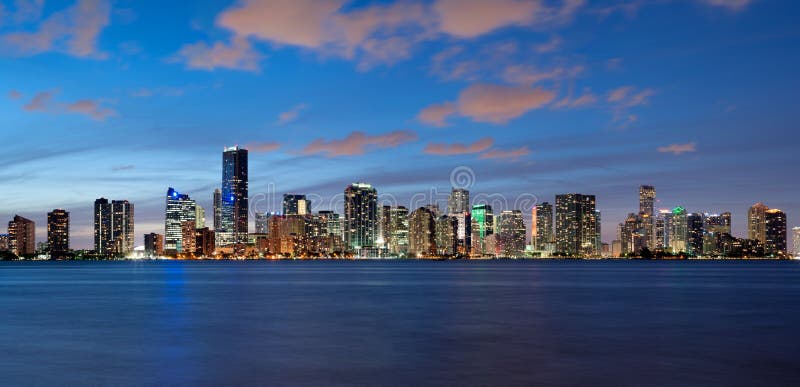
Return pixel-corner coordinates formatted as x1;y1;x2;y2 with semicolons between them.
1;260;799;386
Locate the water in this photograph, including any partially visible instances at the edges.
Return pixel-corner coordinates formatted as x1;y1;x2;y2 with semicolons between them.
1;260;798;386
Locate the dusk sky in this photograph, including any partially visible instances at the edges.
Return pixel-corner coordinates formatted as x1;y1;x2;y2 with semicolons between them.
1;0;798;249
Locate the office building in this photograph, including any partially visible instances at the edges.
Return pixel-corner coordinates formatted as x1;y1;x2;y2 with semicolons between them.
435;215;458;257
47;209;70;259
165;187;197;253
111;200;134;255
283;194;310;216
669;206;688;253
447;188;470;215
497;210;525;258
409;207;436;258
344;183;378;251
765;209;787;258
387;206;409;256
555;193;598;257
0;234;8;251
195;205;206;229
8;215;35;256
195;227;215;257
255;212;273;234
471;204;494;256
220;146;248;246
686;213;705;256
213;188;222;231
531;202;553;252
747;203;769;244
639;185;656;248
94;198;113;255
793;227;800;257
144;233;164;257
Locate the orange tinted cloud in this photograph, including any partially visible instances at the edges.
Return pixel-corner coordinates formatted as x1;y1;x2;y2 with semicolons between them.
479;146;531;160
657;142;697;155
20;90;116;121
457;83;556;124
434;0;582;38
417;102;456;127
247;142;282;153
302;130;418;157
424;137;494;155
173;36;261;72
66;100;116;120
277;103;307;125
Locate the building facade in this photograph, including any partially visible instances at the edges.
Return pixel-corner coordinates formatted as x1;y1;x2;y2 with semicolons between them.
220;146;248;246
8;215;35;257
531;202;553;252
555;193;598;257
765;209;787;258
408;207;436;258
165;188;197;253
47;209;70;259
344;183;378;252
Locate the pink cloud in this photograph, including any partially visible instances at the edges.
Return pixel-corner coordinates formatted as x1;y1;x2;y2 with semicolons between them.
424;137;494;155
302;130;418;157
479;146;531;160
21;90;116;121
8;90;22;100
457;83;556;124
701;0;753;11
607;86;654;107
535;35;562;53
277;103;307;124
66;100;117;121
657;142;697;155
503;64;583;86
247;142;281;153
434;0;583;38
173;36;261;72
553;89;598;109
417;102;456;127
23;91;54;111
1;0;110;59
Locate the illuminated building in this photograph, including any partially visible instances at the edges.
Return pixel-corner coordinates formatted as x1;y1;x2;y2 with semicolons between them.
387;206;409;256
195;205;206;229
447;188;470;215
195;228;215;257
8;215;35;257
94;198;112;255
555;193;598;257
747;203;769;244
213;188;222;231
144;233;164;257
181;220;197;255
409;207;436;258
435;215;458;257
497;210;525;258
219;146;248;248
471;204;493;256
453;212;471;256
669;206;688;253
655;209;672;250
639;185;656;248
531;202;553;252
319;211;343;241
703;212;732;256
165;187;196;254
255;212;273;234
112;200;134;255
793;227;800;257
283;194;310;216
47;209;70;259
686;213;705;256
344;183;378;252
0;234;8;251
619;213;646;255
765;209;787;258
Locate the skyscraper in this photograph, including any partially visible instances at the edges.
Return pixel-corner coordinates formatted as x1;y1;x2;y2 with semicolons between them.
8;215;35;257
531;202;553;252
195;205;206;229
471;204;493;256
555;194;598;257
165;187;197;253
408;207;436;258
213;188;222;231
686;213;705;256
435;215;458;257
747;203;769;244
388;206;409;256
498;210;525;258
447;188;470;215
254;212;272;234
656;209;672;250
94;198;112;255
47;209;69;259
144;233;164;257
283;194;309;216
639;185;656;249
344;183;378;252
318;211;343;241
111;200;134;255
793;227;800;258
765;209;787;258
220;146;248;246
669;206;688;253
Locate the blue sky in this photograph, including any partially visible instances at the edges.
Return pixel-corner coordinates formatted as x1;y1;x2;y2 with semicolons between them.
1;0;798;249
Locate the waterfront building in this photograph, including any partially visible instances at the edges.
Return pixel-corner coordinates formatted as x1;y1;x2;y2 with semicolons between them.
453;212;471;256
747;203;769;244
703;212;732;256
471;204;494;256
765;209;787;258
283;194;310;216
181;220;197;255
531;202;553;252
195;205;206;229
94;198;112;255
47;209;70;259
0;234;8;251
669;206;688;253
255;212;273;234
165;188;197;254
387;206;409;256
555;193;598;257
219;146;248;247
497;210;525;258
435;215;458;257
447;188;470;215
793;227;800;257
144;233;164;257
195;227;215;257
213;188;222;231
408;207;436;258
619;213;646;255
319;211;343;241
8;215;35;257
639;185;656;248
344;183;378;252
686;213;705;256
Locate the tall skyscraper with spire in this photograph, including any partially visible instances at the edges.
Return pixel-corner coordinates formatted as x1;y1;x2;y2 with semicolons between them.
219;146;248;247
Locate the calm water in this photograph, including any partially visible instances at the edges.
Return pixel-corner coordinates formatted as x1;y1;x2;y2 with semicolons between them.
1;260;799;386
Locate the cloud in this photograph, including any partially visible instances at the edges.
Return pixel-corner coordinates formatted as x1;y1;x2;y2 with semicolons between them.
553;89;597;108
503;64;583;86
700;0;753;11
111;165;135;172
172;36;261;72
20;90;116;121
66;100;117;121
247;142;282;153
418;83;556;126
1;0;111;59
417;102;456;127
277;104;307;125
456;83;556;124
479;146;531;160
657;142;697;155
434;0;583;38
535;35;562;53
8;90;22;100
302;130;418;157
424;137;494;155
607;86;654;107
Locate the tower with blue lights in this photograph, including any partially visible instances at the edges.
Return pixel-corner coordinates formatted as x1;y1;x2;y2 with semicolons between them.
220;146;249;248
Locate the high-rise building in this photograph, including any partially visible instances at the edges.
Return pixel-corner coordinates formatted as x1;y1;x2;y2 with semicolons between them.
220;146;248;246
378;205;391;249
447;188;470;215
765;209;787;258
283;194;310;216
453;212;471;256
497;210;525;258
144;233;164;257
555;194;598;257
165;188;196;253
531;202;553;252
703;212;732;256
344;183;378;251
111;200;134;255
792;227;800;258
435;215;458;257
8;215;35;257
408;207;436;258
319;211;343;241
471;204;493;256
619;213;646;255
255;212;273;234
213;188;222;231
195;227;215;257
388;206;409;256
669;206;688;253
747;203;769;245
181;220;197;255
655;209;671;250
94;198;113;255
639;185;656;248
195;205;206;229
686;213;705;256
0;234;8;251
47;209;70;259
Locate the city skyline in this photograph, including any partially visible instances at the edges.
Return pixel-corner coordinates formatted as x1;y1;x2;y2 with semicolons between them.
1;0;798;250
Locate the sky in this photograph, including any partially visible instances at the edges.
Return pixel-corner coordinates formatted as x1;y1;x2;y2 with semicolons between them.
0;0;798;250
